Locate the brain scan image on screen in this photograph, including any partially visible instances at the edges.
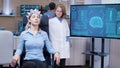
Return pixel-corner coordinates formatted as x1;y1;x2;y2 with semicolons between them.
70;4;120;39
89;16;104;36
116;11;120;20
89;16;103;28
117;22;120;35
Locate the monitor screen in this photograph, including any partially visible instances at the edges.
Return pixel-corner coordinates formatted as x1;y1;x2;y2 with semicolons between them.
70;4;120;39
20;5;41;16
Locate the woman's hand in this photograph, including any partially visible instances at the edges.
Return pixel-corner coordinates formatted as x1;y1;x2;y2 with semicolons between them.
11;54;20;67
54;52;60;65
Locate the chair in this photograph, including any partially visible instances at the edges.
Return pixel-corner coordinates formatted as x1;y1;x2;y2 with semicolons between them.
0;30;14;67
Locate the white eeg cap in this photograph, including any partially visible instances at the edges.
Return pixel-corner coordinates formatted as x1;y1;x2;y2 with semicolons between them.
26;9;41;19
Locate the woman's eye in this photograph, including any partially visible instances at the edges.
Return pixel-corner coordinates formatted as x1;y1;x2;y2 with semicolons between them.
37;16;40;18
32;16;35;18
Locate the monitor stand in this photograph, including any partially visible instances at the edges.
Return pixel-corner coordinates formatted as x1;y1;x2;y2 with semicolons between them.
83;38;108;68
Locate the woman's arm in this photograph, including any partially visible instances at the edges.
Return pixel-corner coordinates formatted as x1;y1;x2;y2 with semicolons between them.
44;32;60;64
11;32;25;67
65;19;70;42
15;33;25;55
44;32;55;54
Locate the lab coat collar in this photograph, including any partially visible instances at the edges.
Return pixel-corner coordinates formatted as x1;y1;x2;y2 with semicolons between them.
56;17;63;23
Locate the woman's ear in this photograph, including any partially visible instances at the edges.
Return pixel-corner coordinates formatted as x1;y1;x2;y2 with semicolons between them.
28;19;31;23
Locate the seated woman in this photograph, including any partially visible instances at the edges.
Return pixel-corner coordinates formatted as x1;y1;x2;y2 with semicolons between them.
11;9;60;68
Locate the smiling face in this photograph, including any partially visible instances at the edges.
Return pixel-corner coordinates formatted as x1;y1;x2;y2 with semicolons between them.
55;6;63;18
28;13;40;26
55;4;66;18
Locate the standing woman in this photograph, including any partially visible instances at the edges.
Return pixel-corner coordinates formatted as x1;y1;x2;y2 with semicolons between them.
11;9;60;68
49;4;70;68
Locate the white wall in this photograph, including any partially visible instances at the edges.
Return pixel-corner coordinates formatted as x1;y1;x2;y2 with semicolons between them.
110;39;120;68
102;0;120;4
84;0;101;4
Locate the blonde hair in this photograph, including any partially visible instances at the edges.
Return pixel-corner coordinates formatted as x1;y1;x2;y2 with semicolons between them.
55;4;66;18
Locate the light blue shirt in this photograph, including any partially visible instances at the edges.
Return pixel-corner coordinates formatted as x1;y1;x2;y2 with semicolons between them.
15;29;55;61
44;11;54;19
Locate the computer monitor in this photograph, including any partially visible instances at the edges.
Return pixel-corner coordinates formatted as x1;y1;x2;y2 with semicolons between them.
70;4;120;39
20;5;41;16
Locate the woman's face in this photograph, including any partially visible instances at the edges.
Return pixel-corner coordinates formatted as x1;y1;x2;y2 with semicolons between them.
29;13;40;26
55;6;63;18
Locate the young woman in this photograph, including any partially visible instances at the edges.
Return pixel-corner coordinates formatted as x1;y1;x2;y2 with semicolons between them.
11;9;60;68
49;4;70;68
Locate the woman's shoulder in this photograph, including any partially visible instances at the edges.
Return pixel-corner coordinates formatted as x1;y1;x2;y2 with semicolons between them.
20;30;27;35
49;17;57;21
20;29;31;36
49;17;56;24
40;30;48;35
18;30;28;38
62;18;67;22
40;30;49;38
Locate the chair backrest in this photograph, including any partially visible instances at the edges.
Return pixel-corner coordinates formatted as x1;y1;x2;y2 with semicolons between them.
40;15;51;63
0;30;14;65
40;15;49;36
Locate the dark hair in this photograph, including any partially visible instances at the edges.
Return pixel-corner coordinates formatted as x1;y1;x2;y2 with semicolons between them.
49;2;56;10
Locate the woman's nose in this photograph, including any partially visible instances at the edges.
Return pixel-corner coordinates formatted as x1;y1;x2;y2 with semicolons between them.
35;18;38;20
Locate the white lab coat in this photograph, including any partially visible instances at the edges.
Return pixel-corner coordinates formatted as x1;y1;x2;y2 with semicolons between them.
49;17;70;58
